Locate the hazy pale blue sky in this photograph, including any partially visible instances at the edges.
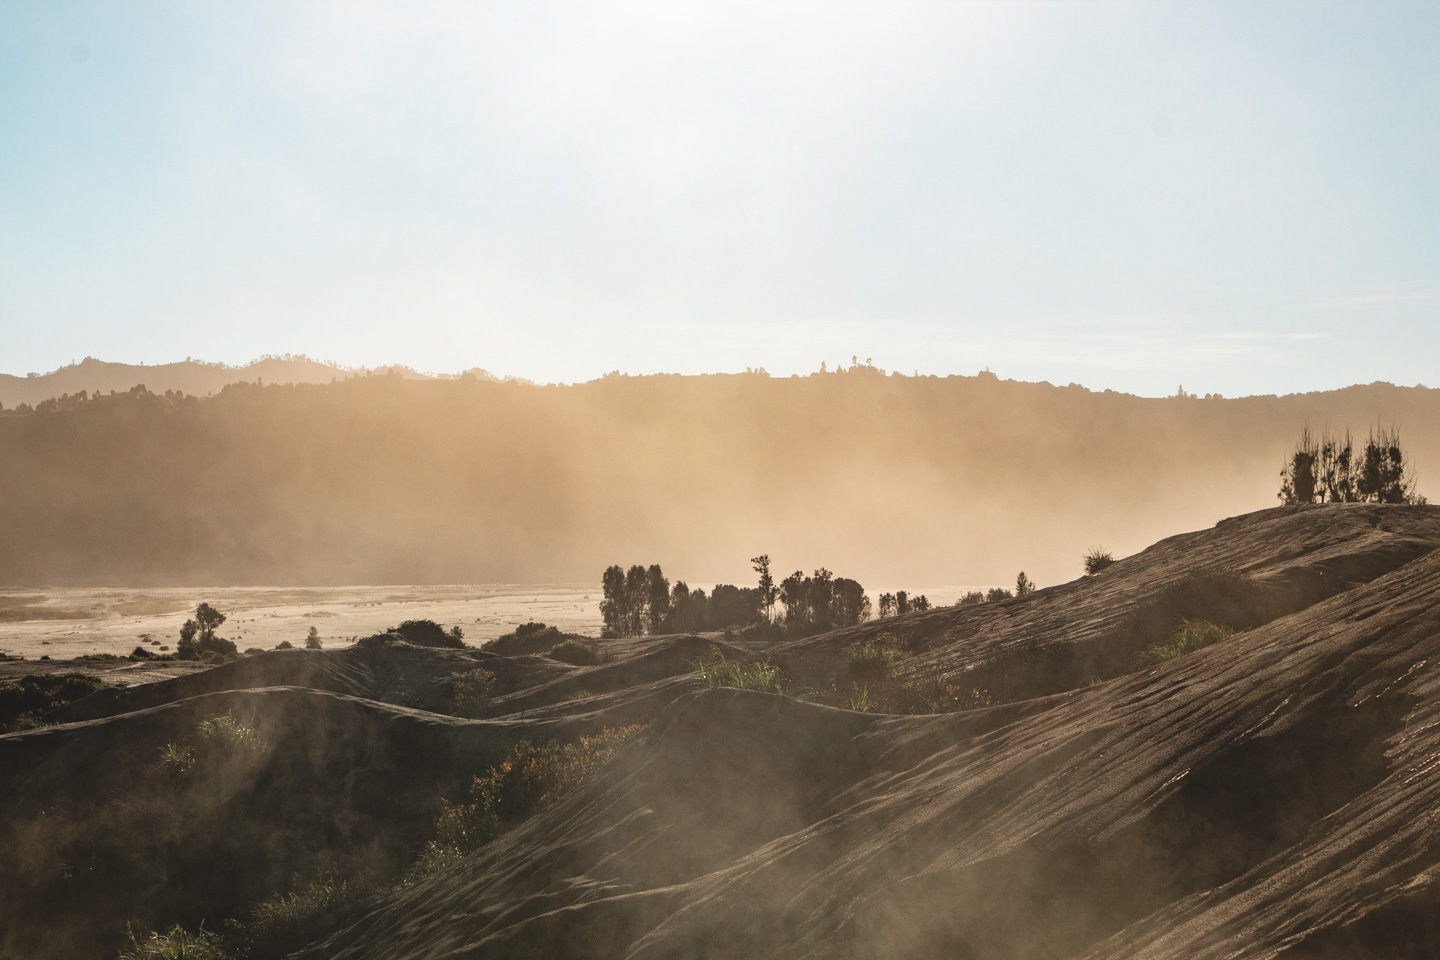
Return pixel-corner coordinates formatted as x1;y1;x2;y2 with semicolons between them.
2;1;1437;395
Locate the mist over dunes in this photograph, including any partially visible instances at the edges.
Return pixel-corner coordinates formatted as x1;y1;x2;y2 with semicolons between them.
2;365;1436;588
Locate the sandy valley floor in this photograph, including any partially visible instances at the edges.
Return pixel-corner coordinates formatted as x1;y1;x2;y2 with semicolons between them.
0;584;603;663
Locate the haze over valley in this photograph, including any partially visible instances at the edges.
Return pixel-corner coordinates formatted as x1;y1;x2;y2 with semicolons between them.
3;360;1436;591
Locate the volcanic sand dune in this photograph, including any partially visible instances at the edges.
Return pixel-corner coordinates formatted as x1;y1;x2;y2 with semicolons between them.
5;505;1440;959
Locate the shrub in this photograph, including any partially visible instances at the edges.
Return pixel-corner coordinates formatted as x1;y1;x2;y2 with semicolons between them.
486;622;567;654
737;619;782;642
274;640;294;650
159;742;197;775
1134;618;1235;668
451;668;498;717
512;622;563;643
986;587;1014;602
177;603;238;660
413;726;643;877
848;684;875;712
892;680;993;714
0;673;105;731
118;923;229;960
958;591;985;606
130;645;155;659
1083;548;1116;576
305;626;323;650
387;619;465;648
848;640;903;680
694;655;784;693
548;639;607;666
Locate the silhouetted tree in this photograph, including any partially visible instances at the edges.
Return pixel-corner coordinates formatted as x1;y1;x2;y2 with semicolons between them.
177;602;237;659
624;565;648;638
1279;426;1320;506
878;593;896;618
959;591;985;605
1357;426;1426;504
780;570;808;624
832;578;871;626
646;564;670;634
1015;572;1035;597
752;555;778;622
669;581;704;633
895;590;909;617
1281;424;1424;505
600;565;625;638
809;568;834;629
986;587;1013;602
912;594;930;612
709;584;762;628
305;625;322;650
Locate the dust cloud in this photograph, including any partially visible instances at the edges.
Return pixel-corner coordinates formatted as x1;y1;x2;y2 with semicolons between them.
1;368;1436;589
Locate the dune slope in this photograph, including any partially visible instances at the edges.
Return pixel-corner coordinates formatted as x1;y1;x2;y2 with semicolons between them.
5;505;1440;959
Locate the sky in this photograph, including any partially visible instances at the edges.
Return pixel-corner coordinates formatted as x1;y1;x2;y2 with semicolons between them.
1;1;1437;397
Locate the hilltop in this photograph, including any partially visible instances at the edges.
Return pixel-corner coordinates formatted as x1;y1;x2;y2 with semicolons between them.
4;504;1440;959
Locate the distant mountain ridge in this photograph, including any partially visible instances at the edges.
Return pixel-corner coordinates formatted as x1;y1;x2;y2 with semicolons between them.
0;356;500;408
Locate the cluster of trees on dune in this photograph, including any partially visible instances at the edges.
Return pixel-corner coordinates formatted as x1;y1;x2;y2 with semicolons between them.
601;554;1007;639
1279;424;1426;505
877;591;930;617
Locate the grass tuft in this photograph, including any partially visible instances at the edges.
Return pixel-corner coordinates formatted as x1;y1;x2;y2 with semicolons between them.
118;923;229;960
1134;618;1235;668
197;714;268;757
848;640;904;680
239;877;366;955
694;655;784;693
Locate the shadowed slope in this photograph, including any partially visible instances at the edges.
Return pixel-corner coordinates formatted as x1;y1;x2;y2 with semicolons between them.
0;685;635;960
7;506;1440;959
290;523;1440;960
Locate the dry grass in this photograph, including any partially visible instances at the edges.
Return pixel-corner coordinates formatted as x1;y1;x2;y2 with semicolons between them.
1134;618;1235;668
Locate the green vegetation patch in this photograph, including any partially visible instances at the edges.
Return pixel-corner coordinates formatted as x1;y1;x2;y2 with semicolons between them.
237;877;367;958
450;667;498;717
118;923;230;960
0;672;106;732
413;725;644;878
1134;618;1235;668
160;713;268;776
848;639;905;680
695;655;784;694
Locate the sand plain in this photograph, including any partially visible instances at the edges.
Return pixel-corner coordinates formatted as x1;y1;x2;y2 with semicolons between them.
0;584;602;662
0;582;980;671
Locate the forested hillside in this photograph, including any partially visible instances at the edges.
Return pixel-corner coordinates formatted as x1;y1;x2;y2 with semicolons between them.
1;368;1436;586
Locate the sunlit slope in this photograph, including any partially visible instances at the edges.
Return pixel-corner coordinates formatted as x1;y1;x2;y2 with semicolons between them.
776;503;1440;700
2;371;1437;586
